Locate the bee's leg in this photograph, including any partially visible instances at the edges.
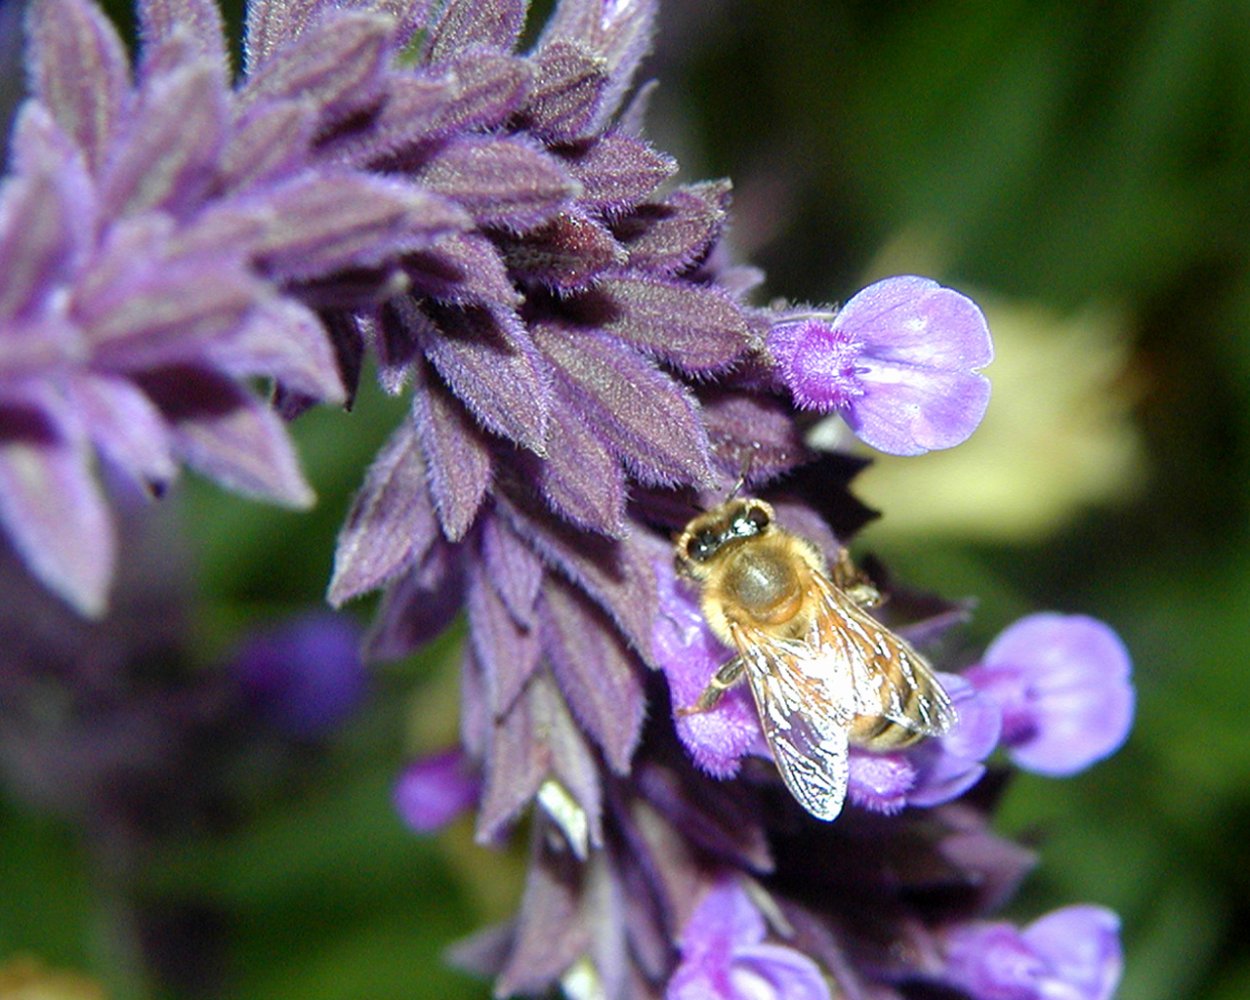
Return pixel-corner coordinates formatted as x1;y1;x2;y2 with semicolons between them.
677;657;745;715
832;547;881;608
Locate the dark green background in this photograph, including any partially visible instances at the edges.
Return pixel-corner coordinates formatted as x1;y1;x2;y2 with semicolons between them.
2;1;1248;997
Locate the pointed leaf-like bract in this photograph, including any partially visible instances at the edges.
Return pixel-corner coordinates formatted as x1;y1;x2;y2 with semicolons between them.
616;180;731;274
497;210;625;292
241;11;392;125
101;60;228;218
27;0;132;171
219;99;318;192
564;134;675;214
497;494;661;659
479;515;544;627
542;576;645;774
364;541;464;659
467;561;541;719
136;0;229;74
0;393;115;617
411;361;493;541
590;272;748;373
415;136;578;231
137;367;314;507
329;419;437;605
525;40;608;142
532;321;711;487
66;373;176;492
418;304;551;454
425;0;527;63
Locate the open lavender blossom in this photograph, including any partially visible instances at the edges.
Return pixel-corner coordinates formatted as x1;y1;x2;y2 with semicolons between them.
767;276;993;455
1;0;1132;997
966;613;1134;776
938;905;1123;1000
668;877;830;1000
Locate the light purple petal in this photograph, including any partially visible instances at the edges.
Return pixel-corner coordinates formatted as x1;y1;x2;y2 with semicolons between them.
532;321;713;487
415;136;579;231
942;906;1122;1000
844;366;992;457
394;748;481;832
27;0;132;171
0;392;114;617
329;419;437;606
564;133;675;214
424;0;526;63
137;368;314;507
767;317;867;414
1023;906;1123;1000
411;362;494;541
731;944;833;1000
840;276;993;455
904;674;1001;808
969;613;1134;776
542;576;646;774
652;558;763;778
846;751;916;814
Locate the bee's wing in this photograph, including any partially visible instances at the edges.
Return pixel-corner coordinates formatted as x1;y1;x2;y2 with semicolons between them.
729;624;857;822
810;572;958;737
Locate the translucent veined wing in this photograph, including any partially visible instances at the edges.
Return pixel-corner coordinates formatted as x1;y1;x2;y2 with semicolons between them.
728;621;858;821
809;572;958;737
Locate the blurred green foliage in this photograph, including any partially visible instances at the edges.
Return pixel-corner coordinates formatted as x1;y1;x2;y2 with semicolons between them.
4;1;1250;998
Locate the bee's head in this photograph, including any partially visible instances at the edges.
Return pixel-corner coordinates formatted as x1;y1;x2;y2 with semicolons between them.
675;498;774;575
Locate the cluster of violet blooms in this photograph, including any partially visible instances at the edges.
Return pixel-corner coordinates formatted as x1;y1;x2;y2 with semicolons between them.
0;0;1134;997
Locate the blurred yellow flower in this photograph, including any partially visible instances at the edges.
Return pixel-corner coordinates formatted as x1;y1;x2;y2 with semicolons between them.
0;956;106;1000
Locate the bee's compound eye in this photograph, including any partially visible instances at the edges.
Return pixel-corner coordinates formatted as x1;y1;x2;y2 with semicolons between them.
687;530;716;562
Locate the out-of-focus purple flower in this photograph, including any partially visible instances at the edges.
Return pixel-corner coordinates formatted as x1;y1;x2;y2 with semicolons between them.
848;673;1002;813
767;276;993;456
965;613;1134;776
394;748;481;833
669;877;830;1000
939;905;1123;1000
229;610;365;738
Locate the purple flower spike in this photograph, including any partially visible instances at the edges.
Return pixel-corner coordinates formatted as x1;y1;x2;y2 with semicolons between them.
394;748;481;834
966;613;1134;776
767;276;993;456
230;611;365;738
652;560;764;778
669;877;831;1000
940;905;1123;1000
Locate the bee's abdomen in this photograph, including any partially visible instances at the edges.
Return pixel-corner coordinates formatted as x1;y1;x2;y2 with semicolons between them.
849;714;925;749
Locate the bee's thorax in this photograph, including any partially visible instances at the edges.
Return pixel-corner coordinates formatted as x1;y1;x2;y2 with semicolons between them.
719;544;806;628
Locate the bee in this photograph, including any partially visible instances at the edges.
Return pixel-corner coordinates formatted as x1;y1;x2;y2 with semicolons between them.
674;497;957;821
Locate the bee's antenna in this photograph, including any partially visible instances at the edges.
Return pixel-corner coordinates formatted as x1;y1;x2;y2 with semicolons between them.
726;448;756;501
